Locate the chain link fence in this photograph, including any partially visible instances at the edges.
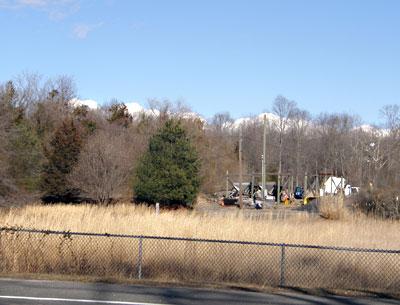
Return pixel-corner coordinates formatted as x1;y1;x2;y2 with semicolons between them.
0;227;399;292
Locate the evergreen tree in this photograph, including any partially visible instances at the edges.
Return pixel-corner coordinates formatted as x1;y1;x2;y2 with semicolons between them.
0;81;17;197
8;121;43;191
134;119;200;207
40;119;82;202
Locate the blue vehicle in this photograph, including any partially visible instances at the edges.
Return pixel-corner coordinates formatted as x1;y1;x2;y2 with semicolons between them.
294;186;304;199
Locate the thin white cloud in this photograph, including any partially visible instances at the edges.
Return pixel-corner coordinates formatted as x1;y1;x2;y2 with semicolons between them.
0;0;80;20
0;0;19;9
73;22;103;39
129;21;146;31
17;0;47;7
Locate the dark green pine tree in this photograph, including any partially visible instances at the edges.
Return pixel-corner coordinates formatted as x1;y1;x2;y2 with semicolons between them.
134;119;201;207
40;119;82;202
8;121;43;191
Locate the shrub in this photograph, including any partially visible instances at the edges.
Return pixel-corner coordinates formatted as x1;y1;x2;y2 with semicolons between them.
319;195;347;220
354;188;400;219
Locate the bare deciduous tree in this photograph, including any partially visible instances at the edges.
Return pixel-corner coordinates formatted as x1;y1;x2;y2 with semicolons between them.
381;105;400;133
289;108;311;185
273;95;297;197
380;104;400;186
211;112;234;132
69;128;135;203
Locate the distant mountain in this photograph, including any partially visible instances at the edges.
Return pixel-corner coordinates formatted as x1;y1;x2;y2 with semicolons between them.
69;98;98;109
232;112;280;128
69;99;386;134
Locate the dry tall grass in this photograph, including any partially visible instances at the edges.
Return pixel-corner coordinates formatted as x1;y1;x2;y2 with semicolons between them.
0;203;399;292
0;203;399;249
318;195;347;220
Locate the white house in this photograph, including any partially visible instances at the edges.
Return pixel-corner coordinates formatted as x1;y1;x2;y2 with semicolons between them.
320;176;351;196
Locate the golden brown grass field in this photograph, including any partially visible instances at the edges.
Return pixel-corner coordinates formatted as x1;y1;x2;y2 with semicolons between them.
0;202;399;249
0;201;399;292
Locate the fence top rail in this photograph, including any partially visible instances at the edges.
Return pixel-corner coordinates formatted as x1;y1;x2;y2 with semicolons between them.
1;226;400;254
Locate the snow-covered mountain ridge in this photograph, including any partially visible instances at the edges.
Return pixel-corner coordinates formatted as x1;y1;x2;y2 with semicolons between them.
70;98;386;134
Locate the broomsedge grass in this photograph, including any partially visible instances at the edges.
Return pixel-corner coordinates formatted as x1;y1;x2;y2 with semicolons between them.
0;203;399;292
1;203;399;248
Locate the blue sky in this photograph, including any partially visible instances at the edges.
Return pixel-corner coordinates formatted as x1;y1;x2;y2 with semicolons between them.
1;0;399;124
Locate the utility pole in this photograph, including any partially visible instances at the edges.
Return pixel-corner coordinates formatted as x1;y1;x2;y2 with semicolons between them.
277;119;282;205
315;164;319;197
277;157;282;205
226;170;229;198
261;154;265;201
262;115;266;206
251;174;255;202
304;172;308;195
239;126;243;208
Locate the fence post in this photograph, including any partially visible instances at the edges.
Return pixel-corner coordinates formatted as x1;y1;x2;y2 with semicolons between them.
137;236;143;279
280;244;286;287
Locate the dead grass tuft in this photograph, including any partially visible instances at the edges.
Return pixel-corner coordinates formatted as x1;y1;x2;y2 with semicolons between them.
318;195;347;220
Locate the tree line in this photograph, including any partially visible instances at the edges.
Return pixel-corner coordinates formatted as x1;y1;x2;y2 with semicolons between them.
0;74;399;207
